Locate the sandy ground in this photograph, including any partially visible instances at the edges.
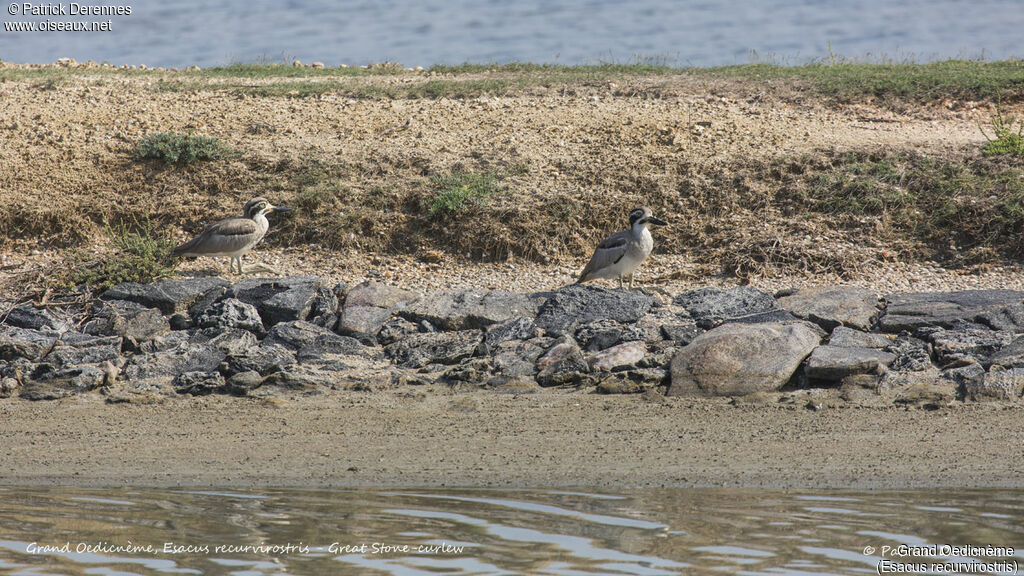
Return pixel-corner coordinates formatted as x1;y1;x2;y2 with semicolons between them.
2;387;1023;488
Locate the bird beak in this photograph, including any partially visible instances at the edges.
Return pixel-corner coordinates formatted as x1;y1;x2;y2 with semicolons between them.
271;205;293;214
648;216;667;226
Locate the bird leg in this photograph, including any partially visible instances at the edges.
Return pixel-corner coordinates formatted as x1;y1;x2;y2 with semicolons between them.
617;275;624;290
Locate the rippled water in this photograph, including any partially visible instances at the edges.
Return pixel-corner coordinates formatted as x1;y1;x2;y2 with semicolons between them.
0;487;1022;575
1;0;1023;68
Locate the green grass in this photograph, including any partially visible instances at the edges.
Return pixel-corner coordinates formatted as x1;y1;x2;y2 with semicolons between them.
135;132;232;164
428;171;505;215
980;105;1024;156
56;218;177;290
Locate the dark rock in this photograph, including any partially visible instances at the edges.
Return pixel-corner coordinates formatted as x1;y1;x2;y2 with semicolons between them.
535;339;590;386
660;323;700;346
173;371;226;396
308;285;341;328
668;322;822;396
265;320;360;353
4;304;72;332
720;309;802;326
490;338;551;378
191;328;259;357
263;364;392;391
335;305;393;345
20;365;106;400
344;281;419;309
169;314;191;331
384;330;483;368
195;298;265;334
804;345;896;382
102;277;229;315
940;362;985;388
575;319;625;352
886;333;932;372
596;374;647;394
0;326;58;361
927;328;1013;367
224;343;296;376
880;290;1024;332
987;336;1024;368
230;276;331;327
377;317;420;346
964;367;1024;401
443;359;492;383
137;331;191;353
41;340;122;371
483;317;539;352
84;300;169;349
121;345;226;387
401;289;539;331
892;381;956;409
673;286;778;330
778;286;879;331
296;334;377;362
587;341;646;372
535;284;654;337
225;370;264;394
828;326;891;349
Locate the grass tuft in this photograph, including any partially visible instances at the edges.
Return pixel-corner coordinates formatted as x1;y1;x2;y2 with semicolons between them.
53;218;177;291
980;105;1024;156
428;171;504;215
135;132;232;165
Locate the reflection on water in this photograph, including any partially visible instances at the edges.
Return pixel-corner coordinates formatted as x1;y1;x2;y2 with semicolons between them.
0;487;1021;575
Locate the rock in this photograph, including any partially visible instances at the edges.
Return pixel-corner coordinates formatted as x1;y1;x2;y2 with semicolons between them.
485;376;542;394
575;319;626;352
828;326;891;349
191;328;259;356
490;338;552;378
443;359;492;383
804;345;895;382
230;276;334;327
384;330;483;368
778;286;879;331
673;286;778;330
483;317;539;352
84;300;169;349
121;344;226;389
41;337;122;370
4;304;72;332
195;298;265;334
987;336;1024;368
401;289;539;331
1;376;19;398
224;370;263;394
20;365;106;400
668;322;822;396
263;363;392;391
892;381;956;409
344;281;419;309
587;341;646;372
377;317;419;345
102;277;229;315
660;323;700;346
0;326;58;361
335;305;393;345
264;320;361;353
940;362;985;388
964;367;1024;401
886;333;932;372
595;368;667;393
223;343;296;376
880;290;1024;332
535;339;590;386
137;331;191;353
173;371;226;395
534;284;653;337
927;328;1013;367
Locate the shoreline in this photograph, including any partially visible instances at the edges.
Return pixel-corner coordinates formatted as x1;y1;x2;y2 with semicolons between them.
3;389;1023;489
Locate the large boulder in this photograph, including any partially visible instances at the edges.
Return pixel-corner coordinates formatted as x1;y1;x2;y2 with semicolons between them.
926;328;1014;367
3;304;73;332
344;281;419;309
535;339;590;386
229;276;337;327
587;341;646;372
828;326;891;349
668;322;821;396
778;286;879;331
335;306;393;345
384;330;483;368
194;298;265;334
83;300;169;349
673;286;779;329
400;289;539;331
0;326;58;362
880;290;1024;332
534;285;653;337
804;345;896;382
102;277;229;315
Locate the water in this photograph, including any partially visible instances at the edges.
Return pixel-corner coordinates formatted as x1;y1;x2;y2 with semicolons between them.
0;487;1021;575
1;0;1023;68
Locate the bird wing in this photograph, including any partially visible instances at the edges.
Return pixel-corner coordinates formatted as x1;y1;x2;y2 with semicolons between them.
577;229;629;282
173;217;261;256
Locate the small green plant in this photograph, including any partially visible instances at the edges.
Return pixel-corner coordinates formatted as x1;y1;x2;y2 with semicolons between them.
135;132;232;164
57;218;177;290
428;171;504;215
980;105;1024;156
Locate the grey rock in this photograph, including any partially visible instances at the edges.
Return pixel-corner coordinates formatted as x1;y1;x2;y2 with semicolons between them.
485;376;542;394
263;363;392;391
169;313;191;331
224;343;296;376
941;362;985;388
4;304;72;332
225;370;264;394
443;359;492;383
41;341;122;371
0;326;58;361
483;317;539;352
335;305;393;345
102;277;229;315
401;289;539;331
673;286;779;330
828;326;891;349
977;301;1024;332
987;336;1024;368
344;281;419;309
121;344;226;386
668;322;822;396
21;365;106;400
195;298;265;334
137;331;191;354
886;333;933;372
85;300;169;349
384;330;483;368
230;276;332;327
265;320;358;352
595;369;667;394
535;284;654;337
927;328;1014;366
880;290;1024;332
719;309;802;326
587;341;646;372
805;345;896;382
308;285;341;328
965;367;1024;401
660;323;700;346
575;319;626;352
191;328;259;357
377;317;420;345
778;286;879;331
296;333;377;362
535;340;590;387
491;338;552;378
173;370;226;396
